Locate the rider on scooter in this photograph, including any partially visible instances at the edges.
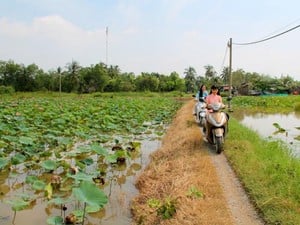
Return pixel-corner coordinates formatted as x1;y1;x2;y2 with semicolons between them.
205;85;224;143
193;84;208;118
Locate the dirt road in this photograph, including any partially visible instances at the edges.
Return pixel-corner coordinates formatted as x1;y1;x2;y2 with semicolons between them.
131;99;265;225
208;145;264;225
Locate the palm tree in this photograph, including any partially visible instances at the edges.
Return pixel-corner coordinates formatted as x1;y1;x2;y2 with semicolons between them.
184;66;197;93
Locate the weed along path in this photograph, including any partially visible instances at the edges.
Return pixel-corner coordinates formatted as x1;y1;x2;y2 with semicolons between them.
131;99;264;225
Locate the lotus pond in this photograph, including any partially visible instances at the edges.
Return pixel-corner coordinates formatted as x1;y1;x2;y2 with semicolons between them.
0;93;182;225
236;111;300;157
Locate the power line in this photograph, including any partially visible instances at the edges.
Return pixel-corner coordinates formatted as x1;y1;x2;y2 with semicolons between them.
261;17;300;39
233;24;300;46
219;43;229;74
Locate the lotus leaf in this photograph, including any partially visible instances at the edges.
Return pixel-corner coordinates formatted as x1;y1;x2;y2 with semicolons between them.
0;158;8;170
11;153;26;165
32;180;46;190
90;144;108;156
25;175;39;184
72;181;108;208
79;157;93;166
46;216;64;225
67;171;94;182
47;197;71;206
6;199;30;211
41;160;57;171
19;136;34;145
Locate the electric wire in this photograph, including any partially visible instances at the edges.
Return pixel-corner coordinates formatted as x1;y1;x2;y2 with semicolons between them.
219;43;229;74
233;24;300;45
260;17;300;39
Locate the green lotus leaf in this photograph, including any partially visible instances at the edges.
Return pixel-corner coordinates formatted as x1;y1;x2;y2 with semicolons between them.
76;146;91;153
72;181;108;208
0;157;9;170
0;140;8;148
15;192;35;202
86;204;101;213
6;199;30;211
11;153;27;165
25;175;39;184
75;160;86;170
48;197;72;206
72;209;84;217
32;180;46;190
19;136;34;145
67;171;94;182
106;153;118;163
52;118;66;125
46;216;64;225
79;158;94;166
56;136;72;145
90;144;108;156
41;160;57;171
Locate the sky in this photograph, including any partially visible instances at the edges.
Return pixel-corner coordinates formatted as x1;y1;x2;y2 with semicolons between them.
0;0;300;80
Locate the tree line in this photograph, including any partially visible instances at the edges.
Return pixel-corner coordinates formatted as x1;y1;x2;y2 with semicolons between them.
0;59;299;95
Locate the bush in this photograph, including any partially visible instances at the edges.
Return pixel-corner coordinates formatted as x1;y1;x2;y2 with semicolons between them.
0;86;15;94
294;102;300;112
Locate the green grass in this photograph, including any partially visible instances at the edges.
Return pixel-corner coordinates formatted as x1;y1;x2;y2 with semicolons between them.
230;95;300;113
225;117;300;224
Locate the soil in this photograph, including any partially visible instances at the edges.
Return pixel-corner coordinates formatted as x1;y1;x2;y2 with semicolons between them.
131;99;265;225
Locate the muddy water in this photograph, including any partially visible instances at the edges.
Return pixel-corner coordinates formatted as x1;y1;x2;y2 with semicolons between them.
0;139;160;225
235;111;300;156
98;139;160;225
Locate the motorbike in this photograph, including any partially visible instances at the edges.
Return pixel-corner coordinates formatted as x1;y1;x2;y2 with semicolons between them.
205;102;229;154
194;97;207;128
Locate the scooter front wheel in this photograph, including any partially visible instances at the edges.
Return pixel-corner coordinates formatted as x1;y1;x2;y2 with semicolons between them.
215;136;224;154
199;118;206;127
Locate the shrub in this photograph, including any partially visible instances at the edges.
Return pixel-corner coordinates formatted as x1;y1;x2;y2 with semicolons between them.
0;86;15;94
294;102;300;112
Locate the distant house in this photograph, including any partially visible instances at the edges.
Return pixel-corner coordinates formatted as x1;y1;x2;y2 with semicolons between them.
238;82;249;96
291;87;300;95
220;85;237;95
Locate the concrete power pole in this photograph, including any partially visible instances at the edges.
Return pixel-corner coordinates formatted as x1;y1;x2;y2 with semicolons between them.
228;38;233;112
106;26;108;65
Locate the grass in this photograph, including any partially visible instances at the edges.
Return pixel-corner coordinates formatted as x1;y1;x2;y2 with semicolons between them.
225;116;300;224
230;95;300;113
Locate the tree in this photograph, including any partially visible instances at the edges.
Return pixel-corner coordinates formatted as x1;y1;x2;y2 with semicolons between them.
65;60;81;92
79;63;109;93
135;73;159;91
184;67;197;93
204;65;216;80
170;72;185;91
220;67;229;83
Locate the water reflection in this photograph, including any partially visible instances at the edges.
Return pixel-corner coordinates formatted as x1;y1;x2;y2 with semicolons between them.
235;111;300;156
0;139;161;225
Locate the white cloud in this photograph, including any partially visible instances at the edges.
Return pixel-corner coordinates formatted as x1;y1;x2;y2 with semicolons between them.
0;15;107;70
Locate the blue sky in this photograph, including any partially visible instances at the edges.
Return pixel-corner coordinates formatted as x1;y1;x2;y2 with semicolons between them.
1;0;300;79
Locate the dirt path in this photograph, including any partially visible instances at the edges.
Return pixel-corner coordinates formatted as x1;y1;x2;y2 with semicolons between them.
131;99;264;225
207;144;264;225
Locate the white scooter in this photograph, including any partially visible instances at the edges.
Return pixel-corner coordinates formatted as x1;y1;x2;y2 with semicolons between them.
193;95;207;129
205;102;229;154
194;97;207;128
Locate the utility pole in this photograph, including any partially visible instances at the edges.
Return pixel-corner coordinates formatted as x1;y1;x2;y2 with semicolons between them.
58;66;62;95
228;38;233;112
106;26;108;65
